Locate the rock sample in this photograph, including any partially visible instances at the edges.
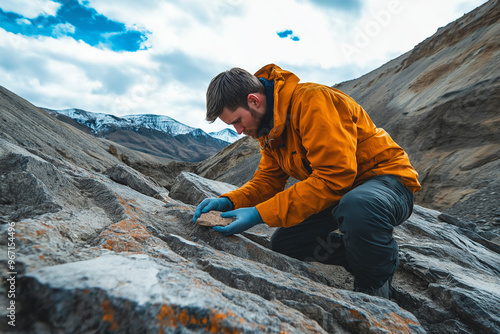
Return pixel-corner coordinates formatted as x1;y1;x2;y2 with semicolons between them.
196;211;233;227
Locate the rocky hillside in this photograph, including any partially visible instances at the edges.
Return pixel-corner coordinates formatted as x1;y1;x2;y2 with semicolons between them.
335;0;500;223
0;86;172;173
0;72;499;333
0;113;499;332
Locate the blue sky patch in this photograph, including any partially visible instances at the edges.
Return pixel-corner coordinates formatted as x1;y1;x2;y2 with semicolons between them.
277;29;300;41
306;0;362;12
0;0;148;52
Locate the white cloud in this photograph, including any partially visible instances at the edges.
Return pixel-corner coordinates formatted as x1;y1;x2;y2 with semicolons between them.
0;0;490;134
16;18;31;25
0;0;61;18
53;23;76;36
333;0;488;69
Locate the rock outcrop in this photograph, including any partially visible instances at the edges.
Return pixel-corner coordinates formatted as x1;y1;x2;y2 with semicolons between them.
191;136;262;187
0;134;499;333
105;164;169;201
169;171;237;206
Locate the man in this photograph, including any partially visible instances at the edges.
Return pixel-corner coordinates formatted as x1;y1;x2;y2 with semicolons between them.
193;64;421;299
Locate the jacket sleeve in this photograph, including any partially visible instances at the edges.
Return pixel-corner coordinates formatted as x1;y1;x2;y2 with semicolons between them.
220;146;289;209
256;87;359;227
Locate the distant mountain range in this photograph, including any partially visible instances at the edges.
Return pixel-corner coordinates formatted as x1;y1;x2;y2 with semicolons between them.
45;108;242;162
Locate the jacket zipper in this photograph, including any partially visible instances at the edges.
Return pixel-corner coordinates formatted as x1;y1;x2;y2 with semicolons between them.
262;137;291;176
277;145;287;175
261;137;276;150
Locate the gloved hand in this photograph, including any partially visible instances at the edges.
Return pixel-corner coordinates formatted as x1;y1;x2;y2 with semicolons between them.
193;197;233;224
212;207;264;236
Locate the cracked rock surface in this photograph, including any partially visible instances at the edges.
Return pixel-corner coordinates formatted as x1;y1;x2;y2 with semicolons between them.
1;138;499;333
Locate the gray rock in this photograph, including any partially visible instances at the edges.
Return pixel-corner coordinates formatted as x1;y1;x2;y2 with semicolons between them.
193;136;262;187
0;140;426;334
159;233;425;334
105;164;169;200
0;140;69;221
19;255;328;334
1;125;500;333
394;206;500;333
169;171;237;205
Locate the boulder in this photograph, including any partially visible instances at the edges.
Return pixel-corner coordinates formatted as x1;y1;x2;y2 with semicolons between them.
19;255;328;333
105;164;169;201
169;171;237;205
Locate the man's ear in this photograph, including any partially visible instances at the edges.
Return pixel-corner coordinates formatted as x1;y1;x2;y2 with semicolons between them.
247;94;261;108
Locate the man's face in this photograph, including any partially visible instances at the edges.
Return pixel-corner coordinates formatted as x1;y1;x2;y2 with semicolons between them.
219;105;264;139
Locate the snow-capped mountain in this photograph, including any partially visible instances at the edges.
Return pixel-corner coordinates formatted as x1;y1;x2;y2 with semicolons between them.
53;109;210;137
46;108;241;162
209;128;243;143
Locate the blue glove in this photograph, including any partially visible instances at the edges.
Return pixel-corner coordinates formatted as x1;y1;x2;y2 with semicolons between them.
212;207;264;236
193;197;233;224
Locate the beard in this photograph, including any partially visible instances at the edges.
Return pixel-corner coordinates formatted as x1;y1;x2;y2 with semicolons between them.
246;106;265;138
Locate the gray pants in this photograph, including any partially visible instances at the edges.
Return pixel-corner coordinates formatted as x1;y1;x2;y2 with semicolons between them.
270;175;414;288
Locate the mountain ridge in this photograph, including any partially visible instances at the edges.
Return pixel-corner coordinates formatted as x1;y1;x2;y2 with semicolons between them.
46;108;241;162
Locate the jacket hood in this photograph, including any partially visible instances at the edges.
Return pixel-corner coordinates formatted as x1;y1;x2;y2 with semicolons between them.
254;64;300;139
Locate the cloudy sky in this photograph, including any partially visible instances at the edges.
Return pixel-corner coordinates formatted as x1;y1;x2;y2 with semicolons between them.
0;0;488;133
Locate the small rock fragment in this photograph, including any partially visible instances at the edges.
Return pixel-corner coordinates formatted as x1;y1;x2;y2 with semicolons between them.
196;211;233;227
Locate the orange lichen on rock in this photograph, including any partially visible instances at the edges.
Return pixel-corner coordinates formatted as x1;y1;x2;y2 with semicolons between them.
99;219;157;253
101;300;119;331
157;304;242;334
370;312;421;334
115;194;143;222
347;308;360;319
336;303;421;334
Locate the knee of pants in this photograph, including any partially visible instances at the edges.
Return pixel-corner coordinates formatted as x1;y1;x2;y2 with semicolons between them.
333;192;394;241
270;228;287;253
269;232;279;251
269;231;303;260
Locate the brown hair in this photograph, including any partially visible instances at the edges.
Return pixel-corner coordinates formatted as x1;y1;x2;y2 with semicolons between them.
206;67;264;123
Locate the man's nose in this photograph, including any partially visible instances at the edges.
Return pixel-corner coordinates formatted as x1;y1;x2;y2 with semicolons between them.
234;124;244;135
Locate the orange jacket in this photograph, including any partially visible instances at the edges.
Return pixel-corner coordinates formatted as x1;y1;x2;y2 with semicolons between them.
221;64;421;227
